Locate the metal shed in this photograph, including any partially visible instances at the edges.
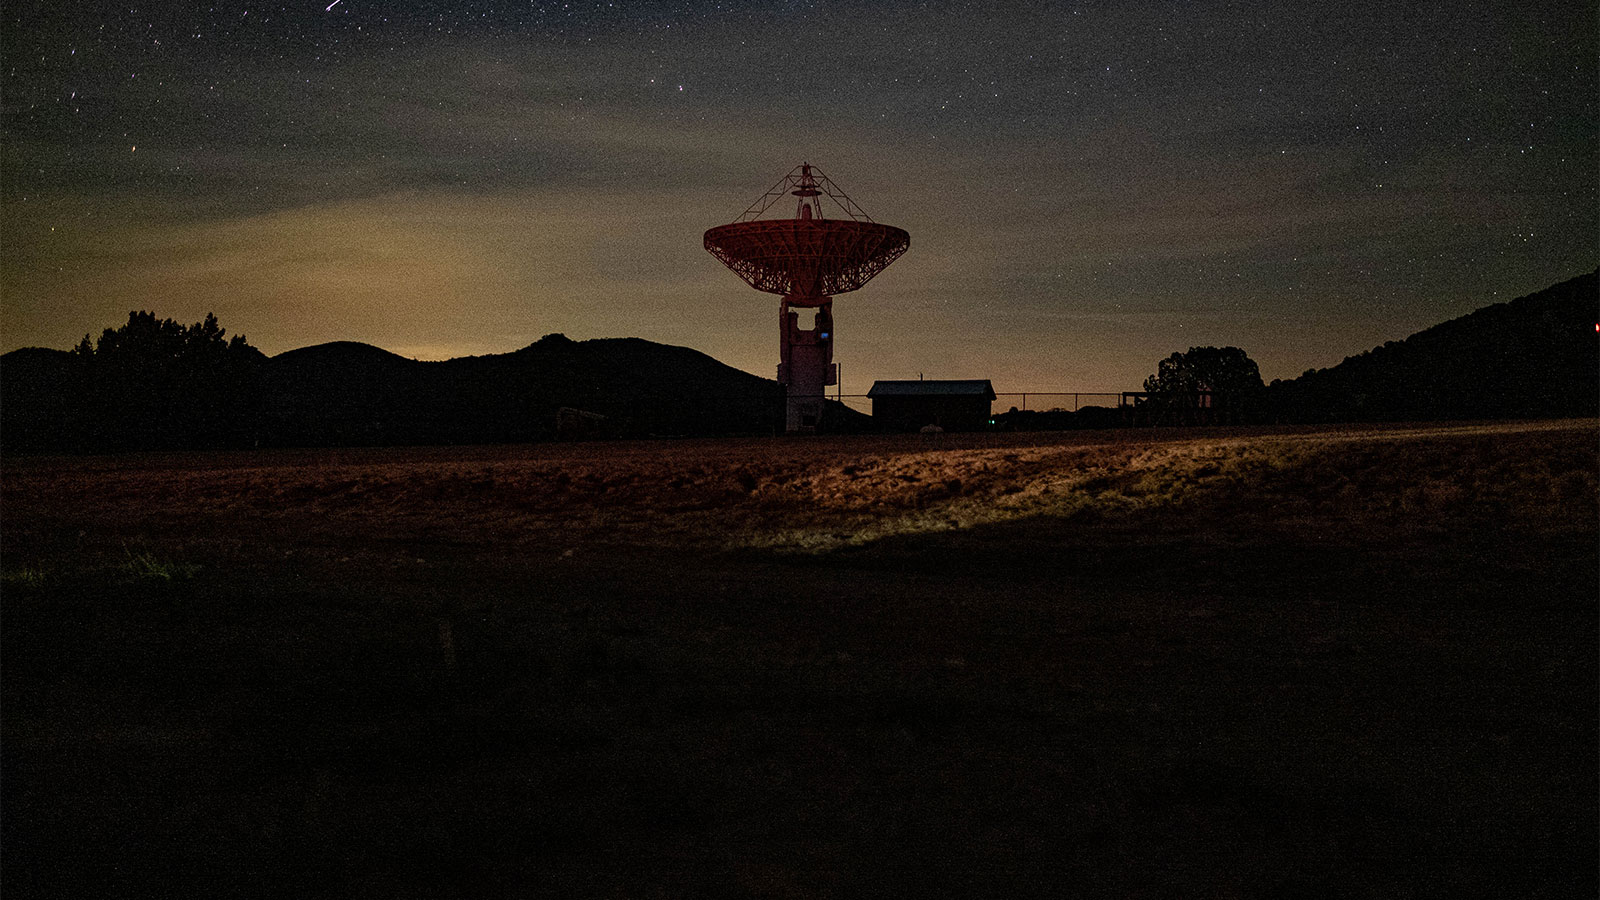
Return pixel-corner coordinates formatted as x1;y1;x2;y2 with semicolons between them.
867;380;997;432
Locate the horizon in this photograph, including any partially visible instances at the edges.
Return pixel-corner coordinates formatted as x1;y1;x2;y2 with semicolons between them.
11;265;1591;399
4;2;1595;391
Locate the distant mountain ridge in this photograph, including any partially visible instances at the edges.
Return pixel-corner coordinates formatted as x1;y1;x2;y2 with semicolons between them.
262;333;840;446
1268;269;1597;422
0;333;865;452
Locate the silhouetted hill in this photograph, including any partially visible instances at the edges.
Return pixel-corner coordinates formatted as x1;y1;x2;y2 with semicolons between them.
273;340;415;371
262;333;836;446
1268;270;1598;422
0;333;868;452
0;348;81;451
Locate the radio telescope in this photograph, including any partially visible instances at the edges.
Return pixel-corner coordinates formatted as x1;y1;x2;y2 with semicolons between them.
704;163;910;432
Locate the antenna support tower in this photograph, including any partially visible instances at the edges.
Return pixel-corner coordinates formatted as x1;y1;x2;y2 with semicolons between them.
704;163;910;433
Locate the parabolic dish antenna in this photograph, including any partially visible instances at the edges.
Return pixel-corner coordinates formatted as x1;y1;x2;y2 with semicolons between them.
704;163;910;432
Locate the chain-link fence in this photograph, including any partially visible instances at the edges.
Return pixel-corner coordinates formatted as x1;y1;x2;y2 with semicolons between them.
822;391;1129;417
992;392;1126;412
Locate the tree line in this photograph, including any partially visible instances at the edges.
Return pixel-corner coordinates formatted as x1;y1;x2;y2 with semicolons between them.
7;312;268;452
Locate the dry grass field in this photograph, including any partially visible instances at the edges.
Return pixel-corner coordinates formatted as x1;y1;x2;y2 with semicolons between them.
3;420;1596;897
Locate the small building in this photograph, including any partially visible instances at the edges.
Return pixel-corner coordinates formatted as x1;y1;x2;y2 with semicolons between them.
868;379;997;432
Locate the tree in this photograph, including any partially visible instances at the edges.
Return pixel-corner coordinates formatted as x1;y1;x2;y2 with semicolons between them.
1141;346;1264;424
1143;346;1264;395
72;311;267;450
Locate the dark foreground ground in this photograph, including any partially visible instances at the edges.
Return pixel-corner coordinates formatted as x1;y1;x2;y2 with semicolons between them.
3;421;1596;897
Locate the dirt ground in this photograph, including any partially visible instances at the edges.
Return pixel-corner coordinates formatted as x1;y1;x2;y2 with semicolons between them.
3;421;1596;897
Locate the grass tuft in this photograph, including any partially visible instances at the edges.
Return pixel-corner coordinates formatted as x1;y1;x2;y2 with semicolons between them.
2;565;50;588
119;546;200;582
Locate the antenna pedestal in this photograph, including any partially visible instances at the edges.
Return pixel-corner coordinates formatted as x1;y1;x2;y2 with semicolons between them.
778;295;835;433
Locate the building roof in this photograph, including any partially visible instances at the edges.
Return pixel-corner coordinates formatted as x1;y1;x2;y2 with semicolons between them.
867;379;996;399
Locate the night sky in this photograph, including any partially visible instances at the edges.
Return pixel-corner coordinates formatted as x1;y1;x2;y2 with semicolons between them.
4;1;1595;395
